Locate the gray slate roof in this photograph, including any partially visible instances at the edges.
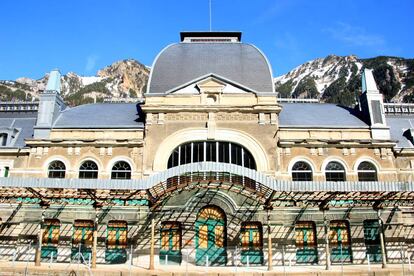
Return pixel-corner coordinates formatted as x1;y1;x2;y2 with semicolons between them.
279;103;368;128
386;115;414;148
0;117;36;148
148;43;274;93
53;103;143;129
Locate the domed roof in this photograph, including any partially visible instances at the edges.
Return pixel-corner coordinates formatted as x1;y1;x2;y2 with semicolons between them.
147;40;274;94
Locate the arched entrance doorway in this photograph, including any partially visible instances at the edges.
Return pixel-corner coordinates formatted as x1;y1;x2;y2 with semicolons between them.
195;205;227;266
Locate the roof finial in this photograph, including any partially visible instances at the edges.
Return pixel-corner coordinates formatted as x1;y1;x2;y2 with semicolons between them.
209;0;212;32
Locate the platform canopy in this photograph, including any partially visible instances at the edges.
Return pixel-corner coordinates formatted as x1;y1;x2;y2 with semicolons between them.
0;162;413;209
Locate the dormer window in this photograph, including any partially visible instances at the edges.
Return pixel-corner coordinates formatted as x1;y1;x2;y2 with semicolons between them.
0;133;8;146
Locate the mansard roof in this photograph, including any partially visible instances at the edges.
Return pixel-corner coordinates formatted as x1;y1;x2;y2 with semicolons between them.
147;42;274;94
0;117;36;148
279;103;368;128
386;115;414;149
53;103;143;129
0;103;38;148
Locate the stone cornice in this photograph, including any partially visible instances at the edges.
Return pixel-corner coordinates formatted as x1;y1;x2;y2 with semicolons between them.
25;139;144;147
278;139;396;148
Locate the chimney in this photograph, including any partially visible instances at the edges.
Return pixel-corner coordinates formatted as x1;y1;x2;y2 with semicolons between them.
33;69;66;139
359;68;390;140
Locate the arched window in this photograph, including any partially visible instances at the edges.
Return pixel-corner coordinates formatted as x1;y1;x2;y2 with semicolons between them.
292;161;313;181
358;161;378;181
48;161;66;179
167;141;256;170
79;161;98;179
111;161;132;180
325;161;346;182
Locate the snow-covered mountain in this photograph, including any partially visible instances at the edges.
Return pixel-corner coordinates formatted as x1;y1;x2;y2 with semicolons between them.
0;59;149;106
275;55;414;106
1;55;413;106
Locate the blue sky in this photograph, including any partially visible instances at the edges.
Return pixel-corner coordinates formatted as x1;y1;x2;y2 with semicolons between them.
0;0;413;80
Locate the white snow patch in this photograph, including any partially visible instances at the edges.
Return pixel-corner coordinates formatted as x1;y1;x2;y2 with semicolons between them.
81;76;103;86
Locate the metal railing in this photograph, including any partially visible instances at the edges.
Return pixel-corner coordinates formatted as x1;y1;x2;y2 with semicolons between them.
1;162;413;193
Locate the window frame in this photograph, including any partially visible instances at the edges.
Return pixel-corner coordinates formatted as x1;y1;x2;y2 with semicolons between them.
240;221;263;251
295;221;317;248
79;160;99;179
111;161;132;180
291;161;313;181
160;222;182;252
107;220;128;249
72;220;94;248
357;161;378;182
48;160;66;179
42;219;60;246
167;141;256;170
325;161;346;182
0;133;8;147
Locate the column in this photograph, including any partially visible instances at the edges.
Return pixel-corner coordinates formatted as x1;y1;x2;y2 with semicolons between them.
377;209;387;268
149;217;155;270
35;210;45;266
267;209;273;271
91;209;99;269
323;209;331;270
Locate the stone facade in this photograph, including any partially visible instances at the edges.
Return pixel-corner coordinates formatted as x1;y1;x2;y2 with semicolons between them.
0;32;413;268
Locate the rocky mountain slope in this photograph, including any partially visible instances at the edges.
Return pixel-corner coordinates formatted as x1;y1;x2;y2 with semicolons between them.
275;55;414;106
1;55;413;107
0;59;149;106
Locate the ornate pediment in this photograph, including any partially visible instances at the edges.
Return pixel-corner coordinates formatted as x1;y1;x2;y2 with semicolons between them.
167;74;255;95
196;77;227;94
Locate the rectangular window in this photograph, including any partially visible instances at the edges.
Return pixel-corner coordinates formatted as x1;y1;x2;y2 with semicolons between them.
193;142;204;163
161;231;169;250
199;225;208;249
180;144;192;165
160;222;181;251
215;226;224;247
329;220;352;263
73;220;94;248
79;171;98;179
252;231;261;248
295;221;318;264
107;221;127;249
295;221;317;247
0;134;8;147
241;222;262;250
231;144;242;166
42;219;60;246
4;167;9;177
363;220;380;244
329;221;350;246
218;142;229;163
206;142;216;162
172;229;180;250
363;220;382;263
241;230;250;250
292;171;313;181
325;172;346;182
